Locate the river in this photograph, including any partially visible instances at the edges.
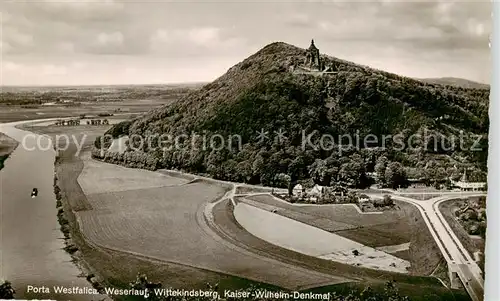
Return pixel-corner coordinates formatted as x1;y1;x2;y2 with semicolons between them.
0;119;105;300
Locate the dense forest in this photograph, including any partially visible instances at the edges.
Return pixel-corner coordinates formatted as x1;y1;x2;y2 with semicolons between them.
95;42;489;190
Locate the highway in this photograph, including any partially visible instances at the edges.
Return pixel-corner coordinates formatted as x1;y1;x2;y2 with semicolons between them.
368;191;485;301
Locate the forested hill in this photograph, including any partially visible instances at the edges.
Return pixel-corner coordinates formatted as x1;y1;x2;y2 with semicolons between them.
101;42;489;189
418;77;490;90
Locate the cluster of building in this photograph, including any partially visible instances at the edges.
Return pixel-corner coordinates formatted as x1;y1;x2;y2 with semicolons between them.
86;119;110;126
450;170;487;192
53;119;110;126
54;119;80;126
291;183;347;201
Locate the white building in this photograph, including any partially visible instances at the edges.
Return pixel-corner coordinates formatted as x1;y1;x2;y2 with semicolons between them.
451;170;486;192
359;195;371;203
308;184;325;197
292;184;304;197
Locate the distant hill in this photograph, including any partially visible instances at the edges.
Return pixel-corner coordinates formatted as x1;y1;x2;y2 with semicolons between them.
418;77;490;90
101;41;489;189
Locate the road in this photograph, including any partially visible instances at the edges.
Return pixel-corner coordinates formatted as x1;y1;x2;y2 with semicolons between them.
368;191;485;301
187;174;486;299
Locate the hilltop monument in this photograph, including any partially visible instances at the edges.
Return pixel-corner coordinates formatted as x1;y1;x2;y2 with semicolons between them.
304;39;323;71
291;39;336;75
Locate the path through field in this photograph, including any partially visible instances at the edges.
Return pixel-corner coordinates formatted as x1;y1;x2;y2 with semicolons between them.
76;158;349;290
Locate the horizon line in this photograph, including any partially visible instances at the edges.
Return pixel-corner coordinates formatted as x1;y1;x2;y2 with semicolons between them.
0;77;490;89
0;81;209;88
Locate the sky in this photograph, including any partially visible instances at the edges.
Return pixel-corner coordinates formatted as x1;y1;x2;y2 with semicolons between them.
0;0;492;86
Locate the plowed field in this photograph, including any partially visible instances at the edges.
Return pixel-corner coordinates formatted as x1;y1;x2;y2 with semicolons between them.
76;159;348;290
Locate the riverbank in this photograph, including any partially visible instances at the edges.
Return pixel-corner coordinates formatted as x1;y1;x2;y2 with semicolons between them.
19;122;471;301
0;132;19;170
1;119;111;301
11;122;111;300
26;124;282;299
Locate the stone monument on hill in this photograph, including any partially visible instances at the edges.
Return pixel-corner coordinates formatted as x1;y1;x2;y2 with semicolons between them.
304;39;323;71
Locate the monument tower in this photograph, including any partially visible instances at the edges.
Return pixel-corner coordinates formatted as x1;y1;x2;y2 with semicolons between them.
304;39;322;70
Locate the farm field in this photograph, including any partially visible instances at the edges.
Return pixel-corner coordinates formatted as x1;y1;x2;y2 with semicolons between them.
76;157;345;290
24;122;462;299
238;197;357;232
246;194;407;227
335;226;410;248
0;84;200;123
212;199;425;281
233;202;411;273
245;194;442;275
211;197;468;301
40;125;304;293
0;103;144;123
78;158;188;195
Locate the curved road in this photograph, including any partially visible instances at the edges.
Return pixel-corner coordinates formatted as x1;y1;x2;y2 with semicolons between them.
368;191;485;301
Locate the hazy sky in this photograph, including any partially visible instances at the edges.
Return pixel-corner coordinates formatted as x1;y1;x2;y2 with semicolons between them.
0;0;491;86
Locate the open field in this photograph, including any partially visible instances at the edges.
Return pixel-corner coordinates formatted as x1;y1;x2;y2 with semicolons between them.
375;242;411;253
47;129;282;294
0;103;145;123
75;151;347;290
392;250;412;261
233;202;411;273
245;194;442;276
39;125;343;294
0;84;201;120
0;89;193;123
22;123;461;299
17;119;132;137
246;194;407;227
335;223;411;247
211;198;469;300
78;157;188;195
237;197;357;232
0;84;200;123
